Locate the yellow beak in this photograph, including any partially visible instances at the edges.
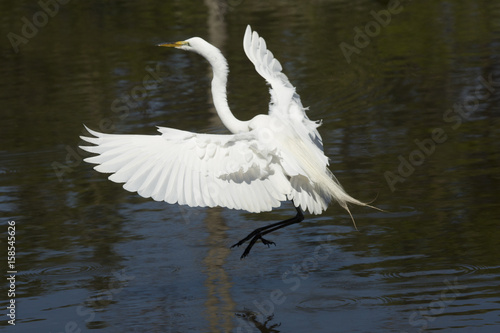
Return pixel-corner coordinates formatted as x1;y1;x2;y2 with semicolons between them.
158;41;189;48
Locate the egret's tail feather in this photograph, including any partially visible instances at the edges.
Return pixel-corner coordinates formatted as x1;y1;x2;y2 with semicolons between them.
322;170;384;229
343;204;358;231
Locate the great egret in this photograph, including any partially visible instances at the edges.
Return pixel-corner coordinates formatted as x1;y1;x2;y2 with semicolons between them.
80;25;373;258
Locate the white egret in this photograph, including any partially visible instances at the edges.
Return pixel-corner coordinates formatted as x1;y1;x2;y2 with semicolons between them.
80;25;374;258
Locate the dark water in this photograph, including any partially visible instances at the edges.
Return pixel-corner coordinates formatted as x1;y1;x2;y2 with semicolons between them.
1;0;500;332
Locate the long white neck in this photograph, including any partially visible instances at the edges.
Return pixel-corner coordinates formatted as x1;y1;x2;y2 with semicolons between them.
199;45;250;133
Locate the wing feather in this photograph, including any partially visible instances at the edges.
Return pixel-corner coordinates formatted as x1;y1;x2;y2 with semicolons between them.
243;25;325;154
190;150;203;206
176;150;188;205
138;160;162;198
151;163;169;201
164;154;181;204
80;126;291;213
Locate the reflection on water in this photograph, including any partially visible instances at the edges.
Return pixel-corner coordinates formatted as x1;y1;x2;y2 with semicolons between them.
1;0;500;332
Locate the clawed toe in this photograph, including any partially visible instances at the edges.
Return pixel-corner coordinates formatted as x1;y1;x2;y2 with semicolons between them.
230;241;243;249
231;206;304;258
237;235;277;259
231;234;274;249
259;237;276;247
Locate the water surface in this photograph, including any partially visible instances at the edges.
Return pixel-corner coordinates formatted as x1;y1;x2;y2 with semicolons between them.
1;0;499;332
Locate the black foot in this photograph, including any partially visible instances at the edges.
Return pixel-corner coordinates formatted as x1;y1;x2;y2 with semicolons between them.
239;235;277;259
260;237;276;247
231;206;304;259
231;235;275;249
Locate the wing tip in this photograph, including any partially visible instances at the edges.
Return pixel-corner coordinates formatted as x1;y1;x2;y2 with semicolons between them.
82;124;110;138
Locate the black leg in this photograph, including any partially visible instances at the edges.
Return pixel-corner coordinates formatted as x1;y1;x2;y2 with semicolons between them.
231;205;304;259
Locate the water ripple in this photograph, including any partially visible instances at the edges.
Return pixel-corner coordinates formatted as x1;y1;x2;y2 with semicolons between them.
297;294;397;311
19;263;104;278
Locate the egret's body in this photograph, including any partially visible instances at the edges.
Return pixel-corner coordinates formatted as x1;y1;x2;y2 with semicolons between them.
81;26;370;258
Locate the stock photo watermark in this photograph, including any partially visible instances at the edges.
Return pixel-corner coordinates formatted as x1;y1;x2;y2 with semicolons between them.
339;0;410;64
227;0;245;11
384;73;500;192
236;235;335;332
403;277;468;332
6;220;17;326
7;0;72;53
52;63;163;182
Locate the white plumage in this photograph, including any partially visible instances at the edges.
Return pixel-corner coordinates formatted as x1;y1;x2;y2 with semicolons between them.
80;26;371;244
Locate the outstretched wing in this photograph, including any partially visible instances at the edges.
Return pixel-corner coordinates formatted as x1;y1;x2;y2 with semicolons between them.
243;25;323;150
80;126;291;213
243;25;296;117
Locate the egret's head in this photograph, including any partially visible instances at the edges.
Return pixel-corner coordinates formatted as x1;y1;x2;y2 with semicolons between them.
158;37;208;53
158;37;226;72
